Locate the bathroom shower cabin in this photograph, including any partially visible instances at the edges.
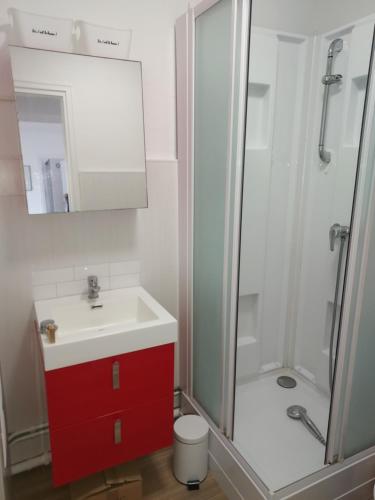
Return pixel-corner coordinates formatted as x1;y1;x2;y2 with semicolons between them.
177;0;375;496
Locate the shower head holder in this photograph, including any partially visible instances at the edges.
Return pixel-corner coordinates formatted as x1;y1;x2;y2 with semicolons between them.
322;74;342;85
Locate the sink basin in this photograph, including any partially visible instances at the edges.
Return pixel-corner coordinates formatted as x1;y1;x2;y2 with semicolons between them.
35;287;177;370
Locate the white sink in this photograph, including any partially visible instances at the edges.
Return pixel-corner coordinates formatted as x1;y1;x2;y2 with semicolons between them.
35;287;177;371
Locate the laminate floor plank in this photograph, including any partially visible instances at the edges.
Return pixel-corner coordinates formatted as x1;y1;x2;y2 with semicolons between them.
10;448;227;500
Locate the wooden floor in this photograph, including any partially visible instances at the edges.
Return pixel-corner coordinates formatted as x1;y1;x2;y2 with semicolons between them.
10;448;228;500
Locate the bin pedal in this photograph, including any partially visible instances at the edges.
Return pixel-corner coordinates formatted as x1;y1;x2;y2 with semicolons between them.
187;480;200;490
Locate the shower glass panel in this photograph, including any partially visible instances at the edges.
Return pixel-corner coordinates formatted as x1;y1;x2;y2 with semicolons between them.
343;112;375;459
192;0;232;425
232;0;375;492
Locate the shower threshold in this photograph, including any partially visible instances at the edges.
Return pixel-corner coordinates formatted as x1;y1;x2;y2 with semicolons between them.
233;368;330;491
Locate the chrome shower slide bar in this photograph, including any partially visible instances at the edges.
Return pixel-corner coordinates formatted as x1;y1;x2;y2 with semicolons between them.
319;39;343;163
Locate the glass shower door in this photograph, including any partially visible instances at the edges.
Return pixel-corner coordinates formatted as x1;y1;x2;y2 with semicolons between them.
191;0;249;427
192;0;232;425
232;0;375;492
341;104;375;459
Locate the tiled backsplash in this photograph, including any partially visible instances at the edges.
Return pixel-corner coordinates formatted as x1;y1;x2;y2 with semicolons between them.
32;260;140;300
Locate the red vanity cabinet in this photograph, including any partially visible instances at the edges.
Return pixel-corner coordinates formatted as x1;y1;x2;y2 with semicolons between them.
45;343;174;486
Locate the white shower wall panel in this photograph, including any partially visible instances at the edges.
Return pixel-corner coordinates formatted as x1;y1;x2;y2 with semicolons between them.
237;28;310;381
294;17;374;393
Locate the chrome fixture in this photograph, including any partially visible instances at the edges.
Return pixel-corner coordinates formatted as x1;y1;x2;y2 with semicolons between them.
319;38;343;163
277;375;297;389
328;223;350;391
329;223;350;252
88;275;101;300
287;405;326;445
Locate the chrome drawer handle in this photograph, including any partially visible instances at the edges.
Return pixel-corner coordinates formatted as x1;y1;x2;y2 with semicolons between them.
112;361;120;390
114;419;122;444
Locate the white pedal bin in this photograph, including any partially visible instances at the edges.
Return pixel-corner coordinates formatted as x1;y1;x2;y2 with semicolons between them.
173;415;209;484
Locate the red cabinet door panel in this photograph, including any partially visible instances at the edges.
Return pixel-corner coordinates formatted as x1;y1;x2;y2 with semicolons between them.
45;344;174;429
51;396;173;486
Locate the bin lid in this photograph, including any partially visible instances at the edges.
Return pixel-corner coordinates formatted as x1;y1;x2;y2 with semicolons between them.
174;415;209;444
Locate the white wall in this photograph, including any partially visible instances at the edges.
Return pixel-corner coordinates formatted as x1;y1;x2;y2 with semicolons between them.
251;0;375;34
0;0;185;467
294;17;374;393
236;27;312;381
237;10;375;389
251;0;318;35
1;0;187;160
312;0;375;33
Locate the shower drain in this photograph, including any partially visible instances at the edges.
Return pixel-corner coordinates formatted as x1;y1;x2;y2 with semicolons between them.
277;375;297;389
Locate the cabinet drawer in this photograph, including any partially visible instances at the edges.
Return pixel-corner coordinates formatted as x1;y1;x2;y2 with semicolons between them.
45;344;174;429
50;396;173;486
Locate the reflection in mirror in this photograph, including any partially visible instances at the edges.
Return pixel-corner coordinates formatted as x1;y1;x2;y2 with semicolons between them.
10;46;148;214
232;0;375;492
16;92;69;213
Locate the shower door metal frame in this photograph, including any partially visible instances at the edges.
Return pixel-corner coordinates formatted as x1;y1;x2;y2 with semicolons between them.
180;0;251;438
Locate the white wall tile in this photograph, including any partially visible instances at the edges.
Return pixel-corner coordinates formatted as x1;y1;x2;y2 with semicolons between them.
32;260;144;296
109;260;140;276
74;263;109;281
98;276;110;291
57;280;86;297
32;267;74;286
57;276;110;297
32;284;57;301
110;273;140;290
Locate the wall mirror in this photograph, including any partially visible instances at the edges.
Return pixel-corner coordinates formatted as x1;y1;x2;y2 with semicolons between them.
9;46;147;214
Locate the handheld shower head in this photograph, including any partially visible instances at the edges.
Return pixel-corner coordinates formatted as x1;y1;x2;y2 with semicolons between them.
328;38;343;57
287;405;326;445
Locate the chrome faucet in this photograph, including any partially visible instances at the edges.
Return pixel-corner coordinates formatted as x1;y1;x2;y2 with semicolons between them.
88;275;100;300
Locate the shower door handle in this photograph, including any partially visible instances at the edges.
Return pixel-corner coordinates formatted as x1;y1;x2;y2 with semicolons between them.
329;224;341;251
329;224;349;251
